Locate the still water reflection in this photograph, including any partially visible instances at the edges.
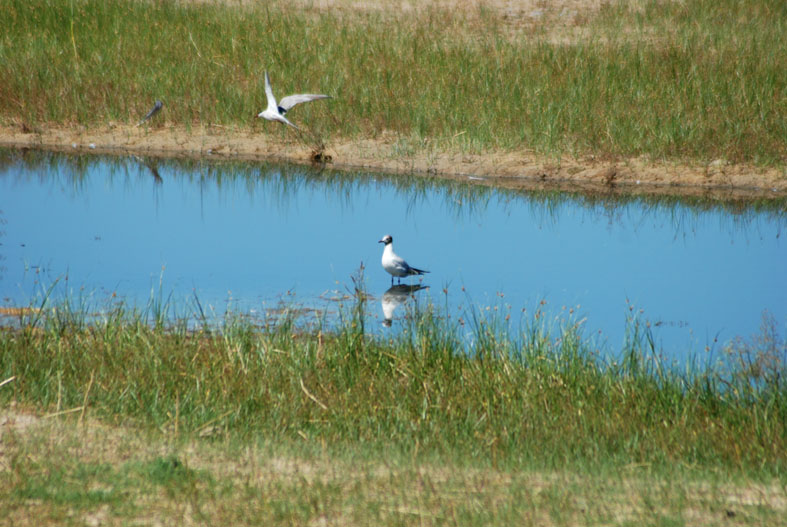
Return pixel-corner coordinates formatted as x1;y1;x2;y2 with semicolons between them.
0;150;784;361
381;284;429;327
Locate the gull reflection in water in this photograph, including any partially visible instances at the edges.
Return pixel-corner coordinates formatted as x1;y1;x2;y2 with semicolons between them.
381;284;428;327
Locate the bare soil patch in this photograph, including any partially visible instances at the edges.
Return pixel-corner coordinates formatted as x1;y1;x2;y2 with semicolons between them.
183;0;672;45
188;0;637;40
2;123;785;201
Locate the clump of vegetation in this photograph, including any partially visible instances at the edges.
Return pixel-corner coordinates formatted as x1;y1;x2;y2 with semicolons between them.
721;310;786;399
1;283;784;474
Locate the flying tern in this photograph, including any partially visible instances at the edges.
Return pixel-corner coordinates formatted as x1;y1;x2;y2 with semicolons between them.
257;71;331;130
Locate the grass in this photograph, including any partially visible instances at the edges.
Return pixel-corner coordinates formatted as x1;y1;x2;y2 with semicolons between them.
1;280;785;469
5;419;784;526
0;0;785;165
0;2;786;516
6;430;787;526
0;287;785;525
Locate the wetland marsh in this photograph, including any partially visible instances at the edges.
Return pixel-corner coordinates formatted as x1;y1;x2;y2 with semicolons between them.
1;150;784;361
1;0;786;525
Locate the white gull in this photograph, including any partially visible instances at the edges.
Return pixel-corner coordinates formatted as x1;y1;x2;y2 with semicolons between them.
378;234;429;285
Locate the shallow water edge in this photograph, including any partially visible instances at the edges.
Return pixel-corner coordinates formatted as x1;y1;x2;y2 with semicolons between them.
2;125;786;201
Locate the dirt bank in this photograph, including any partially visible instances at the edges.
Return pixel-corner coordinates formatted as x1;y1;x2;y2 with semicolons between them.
1;123;785;201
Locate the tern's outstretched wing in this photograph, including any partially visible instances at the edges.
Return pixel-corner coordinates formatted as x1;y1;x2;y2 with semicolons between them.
278;94;331;113
264;71;278;113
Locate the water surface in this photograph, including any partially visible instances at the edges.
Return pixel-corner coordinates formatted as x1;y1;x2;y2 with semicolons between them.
1;150;784;362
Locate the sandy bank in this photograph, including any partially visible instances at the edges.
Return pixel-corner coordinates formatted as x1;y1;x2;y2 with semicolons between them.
2;123;785;201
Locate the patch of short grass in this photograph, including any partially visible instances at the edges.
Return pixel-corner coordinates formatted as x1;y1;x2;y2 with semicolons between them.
0;0;784;165
12;462;119;508
1;413;785;526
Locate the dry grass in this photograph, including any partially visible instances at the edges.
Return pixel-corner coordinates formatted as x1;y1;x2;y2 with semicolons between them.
2;407;786;526
181;0;654;44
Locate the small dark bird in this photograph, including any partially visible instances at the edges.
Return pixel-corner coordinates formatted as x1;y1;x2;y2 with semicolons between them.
137;100;163;126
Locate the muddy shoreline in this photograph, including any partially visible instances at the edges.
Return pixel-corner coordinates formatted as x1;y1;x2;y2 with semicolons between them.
2;124;785;201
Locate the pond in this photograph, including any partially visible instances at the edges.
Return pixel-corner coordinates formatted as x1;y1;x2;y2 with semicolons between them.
1;149;785;363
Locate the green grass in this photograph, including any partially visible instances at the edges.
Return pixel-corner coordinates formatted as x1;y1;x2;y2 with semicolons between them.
1;287;785;524
0;0;785;165
1;287;784;472
5;420;784;526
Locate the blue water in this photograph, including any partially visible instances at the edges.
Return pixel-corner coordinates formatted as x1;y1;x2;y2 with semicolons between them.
1;150;785;361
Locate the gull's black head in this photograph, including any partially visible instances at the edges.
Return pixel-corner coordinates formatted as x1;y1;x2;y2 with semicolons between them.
378;234;393;245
